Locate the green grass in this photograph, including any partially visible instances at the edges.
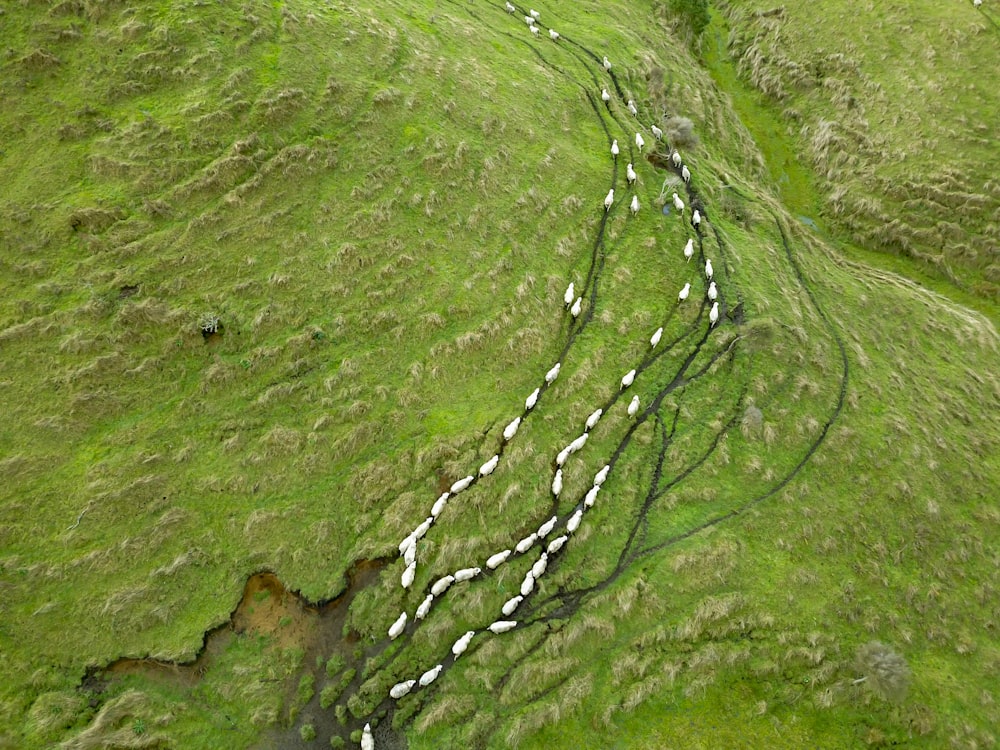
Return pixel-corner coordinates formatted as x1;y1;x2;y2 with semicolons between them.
1;0;999;749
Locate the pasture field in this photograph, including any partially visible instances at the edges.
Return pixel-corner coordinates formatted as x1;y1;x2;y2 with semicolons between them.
0;0;998;748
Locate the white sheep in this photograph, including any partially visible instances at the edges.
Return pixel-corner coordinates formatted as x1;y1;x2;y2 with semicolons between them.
710;301;719;328
682;165;691;183
520;570;535;596
503;416;521;441
707;281;717;301
505;1;516;13
672;151;682;167
479;454;499;477
570;296;582;318
705;258;713;279
585;407;603;430
537;515;558;538
626;162;637;185
627;99;638;117
413;516;434;541
403;542;416;567
525;387;540;411
419;664;443;687
692;209;701;228
974;0;982;6
362;723;374;750
398;534;416;557
627;394;640;417
502;595;523;616
621;368;636;389
388;611;407;640
390;679;416;699
568;433;588;454
516;532;538;553
454;566;481;582
450;476;473;494
524;15;534;25
489;620;518;634
401;561;416;589
547;534;568;554
529;25;538;37
556;446;570;467
630;195;640;215
416;594;433;620
683;237;694;262
584;485;600;507
610;139;619;159
635;132;645;151
601;88;611;104
487;549;512;569
673;192;685;213
604;188;614;211
564;281;575;307
530;8;540;18
545;362;560;384
651;124;663;140
650;327;663;348
566;508;584;533
603;56;611;71
678;282;691;301
531;552;549;578
594;464;610;486
552;468;563;497
452;630;475;659
549;28;559;41
431;492;449;518
431;575;455;596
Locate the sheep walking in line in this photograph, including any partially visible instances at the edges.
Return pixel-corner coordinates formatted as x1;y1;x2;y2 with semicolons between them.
594;464;610;486
585;407;603;430
627;99;638;117
401;561;416;590
454;566;481;582
678;282;691;301
525;387;540;410
451;476;473;494
621;368;636;389
547;534;568;554
673;192;684;214
549;28;559;41
545;362;561;384
692;209;702;229
529;25;539;37
564;281;575;307
707;281;717;301
570;296;582;318
601;88;611;105
705;258;713;280
537;515;559;538
532;552;549;578
603;56;612;71
480;455;500;477
650;326;663;348
630;195;640;215
388;612;407;640
431;575;455;596
362;723;374;750
431;492;449;518
604;188;615;211
626;162;637;186
682;165;691;183
651;124;663;140
552;468;563;497
566;508;584;533
684;237;694;262
487;549;512;569
635;132;645;151
504;416;521;441
520;571;535;596
556;445;571;467
490;620;518;634
627;394;640;417
505;1;516;13
530;8;540;19
416;594;433;619
524;15;534;25
452;631;475;659
710;302;720;328
390;680;416;699
502;595;523;616
516;532;538;553
584;485;600;507
611;139;619;159
419;664;443;687
672;151;682;167
403;542;416;567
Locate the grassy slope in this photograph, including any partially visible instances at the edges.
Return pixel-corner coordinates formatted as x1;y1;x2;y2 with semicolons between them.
717;0;1000;306
0;1;997;749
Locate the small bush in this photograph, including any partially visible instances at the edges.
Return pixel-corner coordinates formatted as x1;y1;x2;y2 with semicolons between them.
854;641;910;704
664;116;699;149
300;723;316;741
667;0;710;38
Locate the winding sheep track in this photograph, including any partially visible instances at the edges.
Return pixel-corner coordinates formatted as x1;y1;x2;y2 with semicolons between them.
304;3;848;747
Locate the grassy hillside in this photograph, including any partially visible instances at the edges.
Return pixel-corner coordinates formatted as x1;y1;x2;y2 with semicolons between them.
717;0;1000;303
0;0;998;748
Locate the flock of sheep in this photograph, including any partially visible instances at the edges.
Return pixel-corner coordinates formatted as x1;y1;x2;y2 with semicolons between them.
355;4;725;747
